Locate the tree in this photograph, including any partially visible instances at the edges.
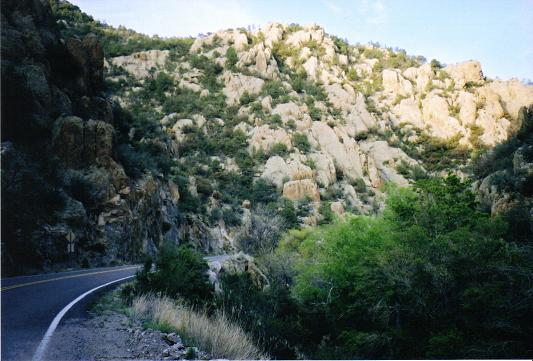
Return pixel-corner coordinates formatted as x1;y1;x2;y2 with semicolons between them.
290;176;532;358
136;245;214;305
225;47;238;70
237;206;285;256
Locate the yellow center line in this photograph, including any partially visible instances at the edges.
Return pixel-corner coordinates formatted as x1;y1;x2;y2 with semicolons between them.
0;266;139;292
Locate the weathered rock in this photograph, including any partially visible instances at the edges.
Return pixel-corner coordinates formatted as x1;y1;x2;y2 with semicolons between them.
207;253;269;293
421;93;462;139
109;50;169;79
249;125;292;153
261;155;314;188
330;201;345;216
309;122;363;180
66;34;104;93
445;60;483;88
383;69;413;96
309;152;336;188
222;71;265;105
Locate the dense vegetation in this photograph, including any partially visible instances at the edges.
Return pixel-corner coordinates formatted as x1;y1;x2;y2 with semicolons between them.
134;174;533;359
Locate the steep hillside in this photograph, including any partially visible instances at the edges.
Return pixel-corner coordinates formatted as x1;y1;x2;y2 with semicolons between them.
100;21;532;243
2;0;532;275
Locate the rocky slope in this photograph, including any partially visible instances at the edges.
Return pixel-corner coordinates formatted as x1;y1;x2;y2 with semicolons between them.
103;23;532;227
2;0;532;274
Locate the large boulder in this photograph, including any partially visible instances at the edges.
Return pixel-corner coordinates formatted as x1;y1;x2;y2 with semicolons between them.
109;50;169;79
309;152;336;188
248;125;292;153
383;69;413;97
393;98;424;128
360;141;415;187
261;155;314;188
222;72;264;105
309;122;363;180
421;93;462;139
444;60;484;88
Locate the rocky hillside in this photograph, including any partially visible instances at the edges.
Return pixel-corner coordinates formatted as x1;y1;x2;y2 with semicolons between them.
2;0;532;274
101;22;532;234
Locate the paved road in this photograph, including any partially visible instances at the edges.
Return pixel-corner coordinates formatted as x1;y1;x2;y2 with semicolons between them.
204;254;231;263
1;265;139;361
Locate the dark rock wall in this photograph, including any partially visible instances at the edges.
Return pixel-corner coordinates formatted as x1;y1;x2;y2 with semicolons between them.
1;0;180;275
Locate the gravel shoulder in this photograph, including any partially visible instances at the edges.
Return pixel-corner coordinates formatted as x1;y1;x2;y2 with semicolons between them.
44;285;207;361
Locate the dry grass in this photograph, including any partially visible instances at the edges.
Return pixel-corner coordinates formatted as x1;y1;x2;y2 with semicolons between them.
131;294;267;360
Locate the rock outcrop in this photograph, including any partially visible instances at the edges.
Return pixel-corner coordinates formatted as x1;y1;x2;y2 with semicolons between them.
110;50;169;79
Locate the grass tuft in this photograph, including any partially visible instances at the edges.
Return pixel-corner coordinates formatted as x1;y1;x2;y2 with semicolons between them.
131;294;267;360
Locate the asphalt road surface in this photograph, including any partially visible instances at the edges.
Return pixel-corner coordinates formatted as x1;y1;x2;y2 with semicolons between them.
1;265;139;361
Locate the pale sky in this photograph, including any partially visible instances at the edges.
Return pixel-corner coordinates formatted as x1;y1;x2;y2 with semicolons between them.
70;0;533;81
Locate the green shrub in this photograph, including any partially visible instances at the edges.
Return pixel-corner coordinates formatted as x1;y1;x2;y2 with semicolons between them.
430;58;444;71
293;133;311;152
270;142;289;157
136;245;214;305
351;177;367;193
288;176;531;358
225;46;238;70
261;81;287;99
239;91;256;105
250;179;279;205
318;201;334;225
266;114;283;126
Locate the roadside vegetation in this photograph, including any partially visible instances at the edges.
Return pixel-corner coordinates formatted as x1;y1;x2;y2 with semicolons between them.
130;294;266;360
124;173;532;359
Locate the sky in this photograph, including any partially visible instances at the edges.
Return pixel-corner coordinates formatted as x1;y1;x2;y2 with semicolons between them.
70;0;533;81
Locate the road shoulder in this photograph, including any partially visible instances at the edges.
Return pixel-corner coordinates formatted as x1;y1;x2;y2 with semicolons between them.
44;285;208;361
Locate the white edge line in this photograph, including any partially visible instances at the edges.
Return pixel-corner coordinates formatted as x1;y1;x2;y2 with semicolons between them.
31;275;135;361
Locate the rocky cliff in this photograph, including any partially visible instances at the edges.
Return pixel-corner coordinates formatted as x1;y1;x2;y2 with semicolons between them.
1;0;180;274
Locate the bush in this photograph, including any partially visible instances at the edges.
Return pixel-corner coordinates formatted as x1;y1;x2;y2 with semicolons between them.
270;142;289;157
262;80;287;100
266;114;283;126
136;245;213;305
351;177;367;193
250;178;279;205
292;132;310;152
237;206;285;256
225;47;238;70
239;91;256;105
288;176;532;358
430;58;444;71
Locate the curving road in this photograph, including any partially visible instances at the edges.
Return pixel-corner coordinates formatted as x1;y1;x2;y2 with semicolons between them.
1;265;139;361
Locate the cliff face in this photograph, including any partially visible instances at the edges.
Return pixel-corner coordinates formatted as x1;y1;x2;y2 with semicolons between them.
1;0;180;275
473;105;533;242
2;1;532;274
